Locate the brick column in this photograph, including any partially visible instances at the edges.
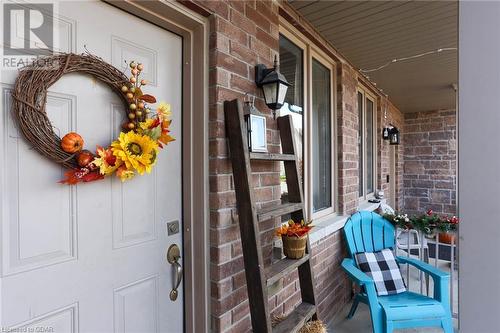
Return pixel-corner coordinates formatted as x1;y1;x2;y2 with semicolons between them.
337;64;359;215
197;1;284;331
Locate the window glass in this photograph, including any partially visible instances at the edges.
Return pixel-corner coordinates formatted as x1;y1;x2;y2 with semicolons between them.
358;92;364;197
359;91;376;198
279;32;337;216
312;59;331;212
279;35;304;203
366;99;374;194
280;35;303;111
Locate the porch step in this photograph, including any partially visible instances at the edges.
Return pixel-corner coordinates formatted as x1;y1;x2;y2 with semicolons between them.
266;255;310;286
257;202;303;222
273;302;316;333
249;152;295;161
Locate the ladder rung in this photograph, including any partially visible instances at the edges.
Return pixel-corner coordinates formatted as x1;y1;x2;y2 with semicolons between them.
257;202;303;222
266;255;310;286
249;152;296;161
272;302;316;333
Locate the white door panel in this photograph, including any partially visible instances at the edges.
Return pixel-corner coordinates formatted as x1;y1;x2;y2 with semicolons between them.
2;89;77;276
0;2;183;332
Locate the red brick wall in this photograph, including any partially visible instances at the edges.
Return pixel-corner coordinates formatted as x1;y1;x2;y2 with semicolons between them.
378;99;405;210
337;65;360;215
201;1;283;331
310;233;352;323
185;1;405;331
403;109;457;216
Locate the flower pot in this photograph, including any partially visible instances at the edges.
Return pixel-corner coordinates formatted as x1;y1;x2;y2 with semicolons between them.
282;234;308;259
438;232;455;244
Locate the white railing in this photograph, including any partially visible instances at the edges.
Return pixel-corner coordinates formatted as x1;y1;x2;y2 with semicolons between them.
395;228;458;318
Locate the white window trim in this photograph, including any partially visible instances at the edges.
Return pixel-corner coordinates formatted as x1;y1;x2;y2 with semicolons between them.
279;22;338;222
307;49;337;220
357;87;378;203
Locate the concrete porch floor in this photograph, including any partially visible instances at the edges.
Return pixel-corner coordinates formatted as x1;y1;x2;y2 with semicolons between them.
328;254;459;332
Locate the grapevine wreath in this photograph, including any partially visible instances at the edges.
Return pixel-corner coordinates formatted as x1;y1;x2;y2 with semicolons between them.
11;53;174;185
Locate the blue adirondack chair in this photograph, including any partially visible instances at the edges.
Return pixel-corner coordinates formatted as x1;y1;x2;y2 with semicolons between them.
341;211;453;333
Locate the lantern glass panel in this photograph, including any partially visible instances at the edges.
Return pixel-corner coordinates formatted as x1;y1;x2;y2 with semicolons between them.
262;82;277;105
277;82;288;106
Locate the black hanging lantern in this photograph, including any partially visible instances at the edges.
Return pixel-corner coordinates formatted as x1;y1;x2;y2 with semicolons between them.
389;127;400;145
382;127;391;140
255;56;290;118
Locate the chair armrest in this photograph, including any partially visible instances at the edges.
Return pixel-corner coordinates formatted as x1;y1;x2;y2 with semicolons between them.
397;256;451;307
341;259;374;285
341;259;380;304
397;256;450;279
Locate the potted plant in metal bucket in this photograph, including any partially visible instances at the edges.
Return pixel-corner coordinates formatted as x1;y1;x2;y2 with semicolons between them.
276;219;313;259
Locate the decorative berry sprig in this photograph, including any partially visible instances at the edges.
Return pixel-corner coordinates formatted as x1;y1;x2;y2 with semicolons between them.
120;61;156;131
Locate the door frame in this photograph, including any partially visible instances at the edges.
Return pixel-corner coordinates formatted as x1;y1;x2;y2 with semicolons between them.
104;1;209;332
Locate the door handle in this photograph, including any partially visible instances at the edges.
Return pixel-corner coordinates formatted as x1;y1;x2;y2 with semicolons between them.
166;244;183;301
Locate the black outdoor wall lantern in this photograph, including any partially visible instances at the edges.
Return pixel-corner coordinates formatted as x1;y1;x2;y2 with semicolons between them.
389;127;401;145
255;56;290;118
382;127;391;140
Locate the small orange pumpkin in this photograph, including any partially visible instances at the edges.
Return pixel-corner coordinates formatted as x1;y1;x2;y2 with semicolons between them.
77;150;94;167
61;132;84;153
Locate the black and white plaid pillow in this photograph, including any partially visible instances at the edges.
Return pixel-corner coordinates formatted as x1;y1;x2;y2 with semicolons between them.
355;249;406;296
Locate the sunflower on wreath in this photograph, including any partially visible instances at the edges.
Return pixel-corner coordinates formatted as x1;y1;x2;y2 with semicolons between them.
60;61;175;184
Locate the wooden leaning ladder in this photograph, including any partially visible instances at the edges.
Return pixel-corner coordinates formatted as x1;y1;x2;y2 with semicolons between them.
224;99;318;333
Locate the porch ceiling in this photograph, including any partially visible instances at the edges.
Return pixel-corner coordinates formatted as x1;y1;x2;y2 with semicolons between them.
290;0;458;113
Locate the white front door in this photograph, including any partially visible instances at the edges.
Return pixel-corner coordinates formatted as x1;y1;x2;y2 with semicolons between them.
0;2;184;332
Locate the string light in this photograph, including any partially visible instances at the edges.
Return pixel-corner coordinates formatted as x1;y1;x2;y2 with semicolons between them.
358;47;457;104
360;47;457;73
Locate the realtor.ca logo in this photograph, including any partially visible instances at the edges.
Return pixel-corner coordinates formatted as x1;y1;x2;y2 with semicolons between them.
2;2;57;69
